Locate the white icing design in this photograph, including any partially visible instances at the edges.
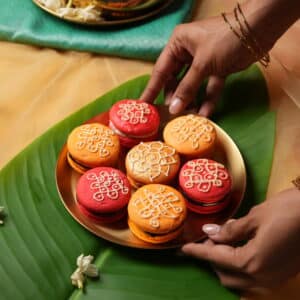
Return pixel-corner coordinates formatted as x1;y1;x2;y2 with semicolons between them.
170;114;214;149
76;125;114;157
117;101;151;124
86;170;129;202
134;186;183;228
128;142;178;181
182;159;229;192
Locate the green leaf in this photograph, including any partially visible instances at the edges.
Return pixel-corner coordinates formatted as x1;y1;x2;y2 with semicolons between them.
0;65;274;300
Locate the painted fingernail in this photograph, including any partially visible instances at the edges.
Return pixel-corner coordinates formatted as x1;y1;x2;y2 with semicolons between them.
169;97;184;114
202;224;220;235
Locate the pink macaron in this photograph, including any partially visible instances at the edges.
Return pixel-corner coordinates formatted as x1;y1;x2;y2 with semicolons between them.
76;167;131;223
109;99;160;148
179;158;232;214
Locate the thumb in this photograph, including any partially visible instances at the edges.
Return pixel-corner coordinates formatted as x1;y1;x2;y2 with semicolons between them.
203;216;257;244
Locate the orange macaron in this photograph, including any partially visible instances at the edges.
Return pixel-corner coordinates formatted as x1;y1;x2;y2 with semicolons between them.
163;114;217;158
125;141;180;189
128;184;187;244
67;123;120;174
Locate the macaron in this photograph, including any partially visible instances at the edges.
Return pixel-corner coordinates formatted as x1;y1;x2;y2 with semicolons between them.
163;114;216;158
128;184;187;244
76;167;131;223
179;158;232;214
109;99;160;148
67;123;120;174
125;141;180;189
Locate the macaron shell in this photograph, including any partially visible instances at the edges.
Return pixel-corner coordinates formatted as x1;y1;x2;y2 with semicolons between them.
67;123;120;168
126;141;180;185
163;115;216;158
186;194;231;214
78;202;127;223
128;184;187;234
76;167;131;214
109;99;160;137
179;159;232;204
128;218;184;244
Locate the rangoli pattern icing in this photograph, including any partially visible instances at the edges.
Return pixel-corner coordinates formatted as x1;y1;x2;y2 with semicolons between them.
134;186;183;228
170;115;214;149
128;142;177;181
182;159;229;192
76;125;114;157
117;101;151;124
86;171;129;202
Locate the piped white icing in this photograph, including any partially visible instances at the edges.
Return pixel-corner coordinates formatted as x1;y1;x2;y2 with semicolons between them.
117;101;151;124
127;142;178;181
133;186;183;228
86;171;129;202
182;159;229;193
170;115;214;149
76;125;114;157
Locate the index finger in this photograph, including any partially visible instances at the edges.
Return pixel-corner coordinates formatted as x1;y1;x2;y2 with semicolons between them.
182;242;249;271
140;45;184;103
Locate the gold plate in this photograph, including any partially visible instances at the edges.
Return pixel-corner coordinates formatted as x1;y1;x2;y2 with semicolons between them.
32;0;174;26
56;107;246;249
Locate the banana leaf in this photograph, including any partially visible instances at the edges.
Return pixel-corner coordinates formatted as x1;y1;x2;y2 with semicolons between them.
0;65;275;300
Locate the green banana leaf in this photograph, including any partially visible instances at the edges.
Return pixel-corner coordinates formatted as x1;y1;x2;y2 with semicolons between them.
0;65;275;300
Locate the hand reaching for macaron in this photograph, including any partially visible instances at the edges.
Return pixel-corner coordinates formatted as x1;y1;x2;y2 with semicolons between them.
182;188;300;290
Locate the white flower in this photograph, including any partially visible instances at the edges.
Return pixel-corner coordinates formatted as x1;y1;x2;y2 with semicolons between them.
58;5;101;21
0;206;4;225
71;254;99;289
37;0;102;21
38;0;65;10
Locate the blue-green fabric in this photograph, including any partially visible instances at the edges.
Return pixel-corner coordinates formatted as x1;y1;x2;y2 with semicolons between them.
0;0;194;60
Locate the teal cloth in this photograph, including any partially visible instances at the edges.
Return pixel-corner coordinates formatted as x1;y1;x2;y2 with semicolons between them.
0;0;194;60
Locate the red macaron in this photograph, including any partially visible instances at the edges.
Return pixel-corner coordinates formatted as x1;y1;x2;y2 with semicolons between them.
76;167;131;223
109;99;160;148
179;158;232;214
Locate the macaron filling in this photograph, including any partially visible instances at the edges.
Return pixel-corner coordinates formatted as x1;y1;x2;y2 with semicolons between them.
68;153;91;170
109;120;158;139
78;202;126;221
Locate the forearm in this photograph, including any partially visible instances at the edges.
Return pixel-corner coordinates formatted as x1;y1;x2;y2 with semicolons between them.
242;0;300;50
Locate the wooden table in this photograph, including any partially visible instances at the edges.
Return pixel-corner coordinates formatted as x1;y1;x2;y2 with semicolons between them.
0;1;299;299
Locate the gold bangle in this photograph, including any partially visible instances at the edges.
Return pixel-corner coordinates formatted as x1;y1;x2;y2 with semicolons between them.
222;3;270;68
292;176;300;190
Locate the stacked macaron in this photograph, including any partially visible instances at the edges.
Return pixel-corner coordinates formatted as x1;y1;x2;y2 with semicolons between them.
109;99;160;148
76;167;131;223
67;123;120;174
127;184;187;244
179;159;232;214
163;114;216;158
125;141;180;188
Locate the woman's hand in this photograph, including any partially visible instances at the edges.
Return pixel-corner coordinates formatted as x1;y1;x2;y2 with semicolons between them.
182;188;300;290
141;15;256;116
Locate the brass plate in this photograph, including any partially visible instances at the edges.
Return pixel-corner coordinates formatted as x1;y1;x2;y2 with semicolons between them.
97;0;164;12
32;0;173;26
56;108;246;249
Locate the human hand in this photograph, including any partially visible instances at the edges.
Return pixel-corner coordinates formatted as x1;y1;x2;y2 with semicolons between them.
182;188;300;290
141;15;257;116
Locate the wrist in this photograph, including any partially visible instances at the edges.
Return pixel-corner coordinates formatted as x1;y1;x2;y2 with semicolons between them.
241;0;300;52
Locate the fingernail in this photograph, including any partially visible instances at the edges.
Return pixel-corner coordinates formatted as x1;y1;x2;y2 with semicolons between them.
226;219;235;224
202;224;220;235
169;97;184;114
